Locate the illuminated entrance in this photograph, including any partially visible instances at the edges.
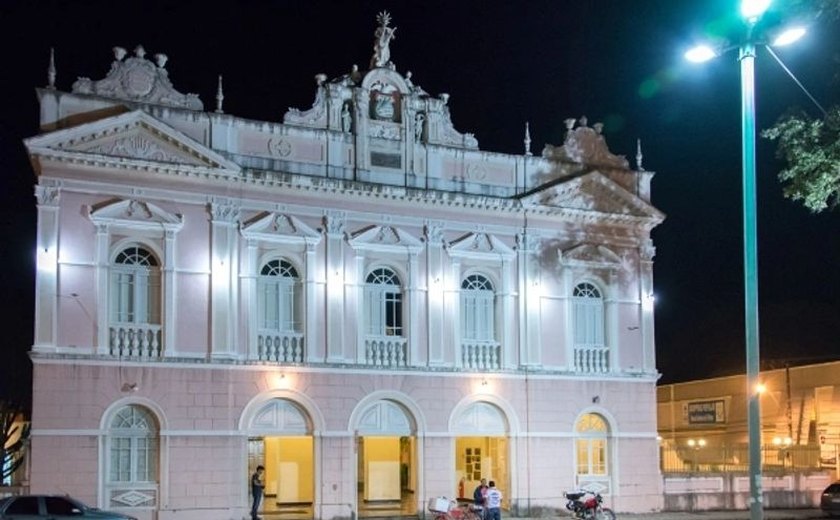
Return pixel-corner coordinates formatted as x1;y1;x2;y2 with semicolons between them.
453;402;509;507
248;399;314;517
355;400;417;518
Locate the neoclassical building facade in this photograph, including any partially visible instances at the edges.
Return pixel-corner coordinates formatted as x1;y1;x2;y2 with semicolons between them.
25;14;665;520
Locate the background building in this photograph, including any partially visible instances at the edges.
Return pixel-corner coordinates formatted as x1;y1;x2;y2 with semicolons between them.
24;15;664;520
658;360;840;473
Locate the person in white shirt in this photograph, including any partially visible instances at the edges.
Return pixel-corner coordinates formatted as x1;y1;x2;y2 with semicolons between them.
485;480;502;520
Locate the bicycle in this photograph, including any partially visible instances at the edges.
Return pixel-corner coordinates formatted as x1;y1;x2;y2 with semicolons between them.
428;498;483;520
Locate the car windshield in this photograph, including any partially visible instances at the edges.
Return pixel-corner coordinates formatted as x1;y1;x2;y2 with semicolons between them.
827;483;840;494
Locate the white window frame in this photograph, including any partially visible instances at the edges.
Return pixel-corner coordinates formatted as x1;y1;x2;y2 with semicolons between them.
108;405;159;485
572;282;604;348
574;413;609;478
110;246;161;326
364;267;403;337
258;258;301;333
460;274;496;342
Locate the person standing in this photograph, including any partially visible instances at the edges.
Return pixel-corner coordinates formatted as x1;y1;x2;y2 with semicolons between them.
250;465;265;520
486;480;502;520
472;478;488;519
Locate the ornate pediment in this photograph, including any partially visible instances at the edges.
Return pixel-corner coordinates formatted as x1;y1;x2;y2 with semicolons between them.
448;232;515;260
522;171;663;221
89;199;183;233
240;212;321;246
25;110;241;173
349;225;423;254
71;45;202;110
559;243;622;270
542;116;628;169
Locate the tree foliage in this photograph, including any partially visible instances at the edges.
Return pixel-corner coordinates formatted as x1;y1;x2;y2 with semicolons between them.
0;400;30;484
762;0;840;213
762;106;840;212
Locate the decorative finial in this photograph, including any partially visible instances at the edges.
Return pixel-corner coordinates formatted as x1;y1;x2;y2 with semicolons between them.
315;73;327;86
47;47;56;89
593;122;603;135
636;139;645;171
154;53;168;68
113;46;127;61
134;45;146;58
579;115;588;127
524;122;532;156
215;75;224;114
440;93;449;105
564;118;576;132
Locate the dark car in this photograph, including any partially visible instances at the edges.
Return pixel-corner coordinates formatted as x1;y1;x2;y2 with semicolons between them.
822;482;840;516
0;495;137;520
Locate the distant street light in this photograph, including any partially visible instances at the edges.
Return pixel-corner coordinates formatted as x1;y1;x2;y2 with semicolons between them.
684;2;806;520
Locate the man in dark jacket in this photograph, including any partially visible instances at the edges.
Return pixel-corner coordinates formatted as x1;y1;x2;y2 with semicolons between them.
473;478;488;520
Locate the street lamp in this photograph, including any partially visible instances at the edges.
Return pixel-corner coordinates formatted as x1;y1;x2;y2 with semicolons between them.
684;3;805;520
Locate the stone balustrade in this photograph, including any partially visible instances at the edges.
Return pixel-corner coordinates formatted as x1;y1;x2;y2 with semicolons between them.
109;323;162;358
364;336;408;367
461;341;501;370
574;345;611;373
258;331;305;363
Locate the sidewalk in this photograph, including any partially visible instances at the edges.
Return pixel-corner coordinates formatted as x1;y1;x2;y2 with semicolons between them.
509;509;824;520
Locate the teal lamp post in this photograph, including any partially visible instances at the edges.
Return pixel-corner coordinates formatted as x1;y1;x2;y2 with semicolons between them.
685;2;805;520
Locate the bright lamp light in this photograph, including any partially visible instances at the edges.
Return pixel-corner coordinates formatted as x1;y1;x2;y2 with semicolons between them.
685;45;718;63
741;0;772;21
772;26;806;46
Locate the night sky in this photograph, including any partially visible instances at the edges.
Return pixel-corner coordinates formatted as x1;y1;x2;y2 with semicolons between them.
1;1;838;403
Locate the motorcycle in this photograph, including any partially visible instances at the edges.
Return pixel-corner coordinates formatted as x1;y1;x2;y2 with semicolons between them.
564;491;615;520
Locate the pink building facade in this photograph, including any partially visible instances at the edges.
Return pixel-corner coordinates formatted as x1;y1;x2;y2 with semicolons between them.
25;15;665;520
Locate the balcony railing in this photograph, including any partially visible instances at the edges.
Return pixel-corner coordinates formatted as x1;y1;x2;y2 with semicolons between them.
574;345;610;373
364;336;408;367
109;323;162;358
461;340;501;370
258;331;305;363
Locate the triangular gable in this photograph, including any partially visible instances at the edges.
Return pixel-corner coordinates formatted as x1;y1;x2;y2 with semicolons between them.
240;212;322;246
25;110;241;173
89;199;183;233
559;243;622;270
521;171;663;222
348;225;423;254
448;232;515;261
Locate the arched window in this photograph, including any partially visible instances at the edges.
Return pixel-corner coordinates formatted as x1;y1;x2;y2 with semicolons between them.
461;274;495;342
575;413;609;479
108;405;159;485
258;259;301;332
110;246;161;326
364;268;403;337
572;282;604;348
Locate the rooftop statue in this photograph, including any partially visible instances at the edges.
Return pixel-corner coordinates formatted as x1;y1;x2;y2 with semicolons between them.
370;11;397;69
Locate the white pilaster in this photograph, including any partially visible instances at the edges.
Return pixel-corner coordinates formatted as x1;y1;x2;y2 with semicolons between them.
640;240;657;373
407;251;420;366
325;213;346;363
606;271;619;373
163;229;177;355
94;224;110;353
244;239;258;359
425;224;444;365
34;185;59;351
304;242;318;362
209;201;239;359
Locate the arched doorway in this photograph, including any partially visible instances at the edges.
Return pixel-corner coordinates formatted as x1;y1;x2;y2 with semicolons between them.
574;412;612;494
452;402;510;508
355;400;417;518
248;399;315;518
